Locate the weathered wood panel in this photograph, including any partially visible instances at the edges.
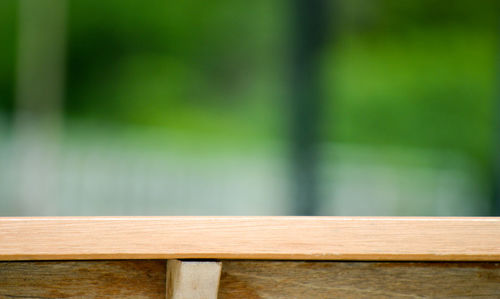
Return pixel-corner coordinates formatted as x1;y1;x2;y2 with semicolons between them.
1;217;500;261
0;260;165;298
218;261;500;298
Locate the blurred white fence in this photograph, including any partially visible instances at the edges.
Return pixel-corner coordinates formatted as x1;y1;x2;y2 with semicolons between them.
0;125;488;216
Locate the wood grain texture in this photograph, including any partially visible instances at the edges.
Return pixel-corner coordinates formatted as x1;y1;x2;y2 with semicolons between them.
0;260;166;298
166;260;222;299
1;217;500;261
218;261;500;298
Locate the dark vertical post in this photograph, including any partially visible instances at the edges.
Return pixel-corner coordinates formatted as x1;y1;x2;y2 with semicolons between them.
289;0;329;215
493;155;500;216
491;18;500;216
493;30;500;216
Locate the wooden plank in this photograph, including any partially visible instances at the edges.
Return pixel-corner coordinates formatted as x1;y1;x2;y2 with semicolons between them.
218;261;500;298
0;260;166;298
166;260;222;299
0;217;500;261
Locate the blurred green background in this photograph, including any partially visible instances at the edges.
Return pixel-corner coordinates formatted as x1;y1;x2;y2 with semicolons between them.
0;0;498;215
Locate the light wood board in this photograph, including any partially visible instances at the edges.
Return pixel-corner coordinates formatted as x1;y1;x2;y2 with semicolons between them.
166;260;222;299
218;261;500;298
1;217;500;261
0;260;166;298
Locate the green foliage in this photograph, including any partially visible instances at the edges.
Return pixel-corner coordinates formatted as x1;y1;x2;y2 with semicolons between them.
0;1;17;114
328;28;496;167
64;0;287;142
0;0;498;163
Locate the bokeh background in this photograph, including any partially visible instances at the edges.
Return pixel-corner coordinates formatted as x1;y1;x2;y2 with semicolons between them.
0;0;499;216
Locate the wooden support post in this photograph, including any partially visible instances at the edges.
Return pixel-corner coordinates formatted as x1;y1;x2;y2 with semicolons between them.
166;260;222;299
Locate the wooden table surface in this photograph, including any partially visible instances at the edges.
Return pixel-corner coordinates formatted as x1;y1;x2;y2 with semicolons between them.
1;216;499;261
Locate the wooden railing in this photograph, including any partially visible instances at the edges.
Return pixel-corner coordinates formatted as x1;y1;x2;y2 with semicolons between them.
1;217;499;298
